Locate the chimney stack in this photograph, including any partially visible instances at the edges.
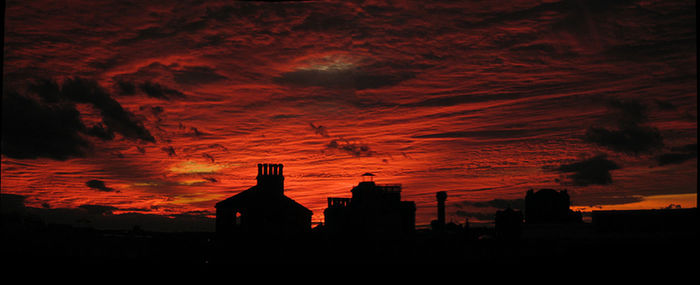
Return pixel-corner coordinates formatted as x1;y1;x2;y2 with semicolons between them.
256;163;285;196
257;164;286;177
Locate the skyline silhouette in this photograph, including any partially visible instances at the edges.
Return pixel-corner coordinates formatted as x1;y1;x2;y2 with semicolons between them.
1;161;697;232
3;166;697;265
3;163;696;233
1;0;697;267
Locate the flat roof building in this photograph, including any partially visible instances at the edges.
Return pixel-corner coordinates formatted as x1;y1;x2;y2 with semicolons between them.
324;175;415;237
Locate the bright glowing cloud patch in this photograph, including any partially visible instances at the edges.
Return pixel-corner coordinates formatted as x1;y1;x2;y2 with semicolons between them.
169;161;226;174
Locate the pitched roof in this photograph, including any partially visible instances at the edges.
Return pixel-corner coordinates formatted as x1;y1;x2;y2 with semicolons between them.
216;185;311;215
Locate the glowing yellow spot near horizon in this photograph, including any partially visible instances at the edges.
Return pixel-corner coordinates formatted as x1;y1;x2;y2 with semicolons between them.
573;193;697;212
133;182;160;187
169;194;225;205
178;179;207;186
170;160;225;174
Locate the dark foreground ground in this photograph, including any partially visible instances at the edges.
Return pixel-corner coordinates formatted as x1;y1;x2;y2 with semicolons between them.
3;211;697;270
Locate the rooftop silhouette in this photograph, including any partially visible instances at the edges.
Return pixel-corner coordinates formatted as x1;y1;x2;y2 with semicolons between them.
215;163;312;237
324;175;416;237
524;189;582;224
2;166;697;266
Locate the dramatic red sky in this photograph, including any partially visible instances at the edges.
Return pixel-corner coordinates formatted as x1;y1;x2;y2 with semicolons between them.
2;0;696;231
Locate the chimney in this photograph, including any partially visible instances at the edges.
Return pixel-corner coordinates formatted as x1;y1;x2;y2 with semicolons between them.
256;163;284;196
436;191;447;229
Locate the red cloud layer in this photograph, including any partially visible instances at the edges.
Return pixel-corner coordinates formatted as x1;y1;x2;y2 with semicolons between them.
2;0;696;228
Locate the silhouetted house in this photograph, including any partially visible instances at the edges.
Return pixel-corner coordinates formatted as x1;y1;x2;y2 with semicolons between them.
324;174;416;236
524;189;582;224
215;164;312;236
495;207;523;239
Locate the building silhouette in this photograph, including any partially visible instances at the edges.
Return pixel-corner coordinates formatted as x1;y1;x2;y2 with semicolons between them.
215;164;312;236
524;189;582;224
495;207;523;239
324;173;416;236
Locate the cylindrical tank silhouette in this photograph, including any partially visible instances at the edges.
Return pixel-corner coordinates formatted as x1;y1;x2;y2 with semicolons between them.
436;191;447;228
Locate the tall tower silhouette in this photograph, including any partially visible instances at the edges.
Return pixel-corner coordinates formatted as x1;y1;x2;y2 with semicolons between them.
436;191;447;229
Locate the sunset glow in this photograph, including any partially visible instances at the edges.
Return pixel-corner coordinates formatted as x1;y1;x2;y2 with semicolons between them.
2;0;696;230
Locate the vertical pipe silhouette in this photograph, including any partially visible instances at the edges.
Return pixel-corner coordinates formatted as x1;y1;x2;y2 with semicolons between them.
437;191;447;229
